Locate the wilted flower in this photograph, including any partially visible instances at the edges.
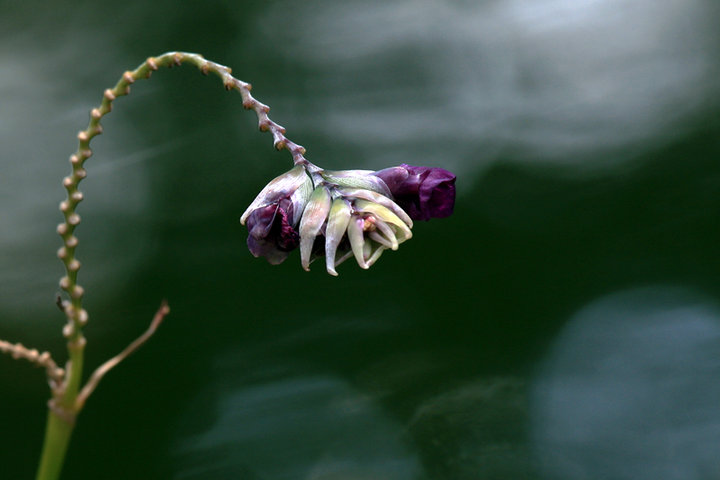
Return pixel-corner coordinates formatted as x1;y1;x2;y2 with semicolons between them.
240;163;455;274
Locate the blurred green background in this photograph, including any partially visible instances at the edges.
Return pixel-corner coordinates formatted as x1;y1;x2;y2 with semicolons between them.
2;0;720;478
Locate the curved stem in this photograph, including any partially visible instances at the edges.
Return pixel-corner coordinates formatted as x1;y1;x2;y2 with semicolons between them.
56;51;314;363
38;51;303;480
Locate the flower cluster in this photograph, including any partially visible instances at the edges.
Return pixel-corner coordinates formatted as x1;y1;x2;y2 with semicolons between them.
240;163;455;275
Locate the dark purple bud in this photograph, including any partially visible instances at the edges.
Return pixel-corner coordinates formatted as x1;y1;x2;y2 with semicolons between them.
374;164;456;221
245;200;300;265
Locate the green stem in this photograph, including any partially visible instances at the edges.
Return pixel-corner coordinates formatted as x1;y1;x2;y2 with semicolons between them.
35;409;74;480
35;351;82;480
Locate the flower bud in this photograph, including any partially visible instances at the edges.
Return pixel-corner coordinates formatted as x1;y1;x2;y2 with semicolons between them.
373;164;456;221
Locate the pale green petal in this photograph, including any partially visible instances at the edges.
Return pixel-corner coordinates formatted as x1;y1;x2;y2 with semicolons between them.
336;187;413;228
353;199;412;240
299;187;332;271
360;239;385;268
362;238;373;262
347;216;368;269
373;220;399;250
366;244;386;267
369;231;394;249
289;175;314;226
240;165;311;224
321;170;392;196
334;249;354;267
325;198;352;276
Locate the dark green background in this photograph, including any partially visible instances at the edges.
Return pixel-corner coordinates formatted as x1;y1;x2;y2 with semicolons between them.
2;1;720;478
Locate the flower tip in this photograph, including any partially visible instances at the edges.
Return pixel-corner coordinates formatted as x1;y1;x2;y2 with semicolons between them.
301;253;312;271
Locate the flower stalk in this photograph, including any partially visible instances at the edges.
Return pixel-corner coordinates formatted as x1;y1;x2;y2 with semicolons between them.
0;51;314;480
0;50;456;480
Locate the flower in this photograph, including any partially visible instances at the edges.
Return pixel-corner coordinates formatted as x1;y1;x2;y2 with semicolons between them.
373;164;456;221
240;163;456;274
239;166;313;264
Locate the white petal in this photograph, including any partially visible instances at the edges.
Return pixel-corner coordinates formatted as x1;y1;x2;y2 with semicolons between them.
240;166;310;224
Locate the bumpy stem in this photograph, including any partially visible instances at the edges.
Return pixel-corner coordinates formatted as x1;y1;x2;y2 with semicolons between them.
0;340;64;387
34;52;306;480
54;49;313;408
56;51;313;382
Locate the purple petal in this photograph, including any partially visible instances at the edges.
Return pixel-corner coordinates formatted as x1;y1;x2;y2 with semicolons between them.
274;205;301;250
246;205;278;240
245;203;300;264
246;236;291;265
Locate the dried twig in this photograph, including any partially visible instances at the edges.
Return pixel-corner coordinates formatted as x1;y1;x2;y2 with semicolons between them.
0;340;64;387
74;301;170;410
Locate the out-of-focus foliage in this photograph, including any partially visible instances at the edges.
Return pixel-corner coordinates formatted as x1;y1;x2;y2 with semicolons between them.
1;0;719;478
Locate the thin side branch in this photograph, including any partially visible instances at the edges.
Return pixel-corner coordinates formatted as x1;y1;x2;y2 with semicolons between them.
0;339;64;387
74;301;170;410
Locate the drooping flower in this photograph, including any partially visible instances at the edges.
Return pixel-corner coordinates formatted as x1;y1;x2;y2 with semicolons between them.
239;166;313;264
373;164;456;221
240;163;455;274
